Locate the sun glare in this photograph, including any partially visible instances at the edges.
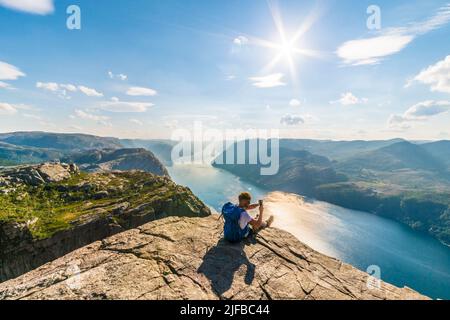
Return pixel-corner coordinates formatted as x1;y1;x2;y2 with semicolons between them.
246;1;322;84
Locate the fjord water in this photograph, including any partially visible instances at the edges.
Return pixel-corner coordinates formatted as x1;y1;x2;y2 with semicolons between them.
168;165;450;299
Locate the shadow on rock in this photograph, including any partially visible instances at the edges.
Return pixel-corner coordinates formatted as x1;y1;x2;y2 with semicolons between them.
197;237;257;297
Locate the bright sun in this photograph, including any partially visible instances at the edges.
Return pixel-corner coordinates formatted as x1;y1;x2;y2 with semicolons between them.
245;0;322;83
280;41;294;58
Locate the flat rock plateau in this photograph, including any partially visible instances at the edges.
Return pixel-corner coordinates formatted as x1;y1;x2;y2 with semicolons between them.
0;215;428;300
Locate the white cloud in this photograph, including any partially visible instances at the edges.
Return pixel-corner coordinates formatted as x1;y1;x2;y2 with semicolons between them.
129;118;143;126
337;35;414;66
36;82;104;98
337;4;450;65
0;0;54;15
36;82;59;92
388;100;450;128
0;61;25;80
78;85;103;97
60;84;77;92
110;96;120;102
249;73;286;88
233;36;249;46
406;55;450;93
0;81;14;90
74;109;109;122
108;71;128;81
404;100;450;119
97;100;154;113
289;99;301;107
36;82;78;98
280;114;304;126
126;86;157;96
330;92;368;106
0;102;18;115
73;109;111;126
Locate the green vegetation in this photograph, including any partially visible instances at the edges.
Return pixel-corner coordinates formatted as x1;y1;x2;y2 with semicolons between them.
0;170;193;240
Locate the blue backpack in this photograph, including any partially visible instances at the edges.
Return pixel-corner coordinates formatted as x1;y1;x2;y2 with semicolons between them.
222;202;249;243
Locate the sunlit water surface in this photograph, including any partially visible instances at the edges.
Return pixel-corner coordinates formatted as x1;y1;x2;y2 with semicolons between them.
168;165;450;299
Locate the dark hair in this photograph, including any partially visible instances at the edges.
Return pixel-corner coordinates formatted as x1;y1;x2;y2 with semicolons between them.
238;192;252;202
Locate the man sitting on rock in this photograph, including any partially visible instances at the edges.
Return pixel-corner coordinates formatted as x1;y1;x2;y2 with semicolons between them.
222;192;274;243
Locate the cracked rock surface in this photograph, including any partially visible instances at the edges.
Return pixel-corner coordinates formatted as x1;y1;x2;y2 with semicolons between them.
0;216;428;300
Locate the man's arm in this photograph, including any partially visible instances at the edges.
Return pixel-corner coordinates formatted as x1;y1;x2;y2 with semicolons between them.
247;203;260;210
249;204;264;229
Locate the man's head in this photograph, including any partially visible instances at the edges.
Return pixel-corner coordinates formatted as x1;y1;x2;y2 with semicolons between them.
238;192;252;208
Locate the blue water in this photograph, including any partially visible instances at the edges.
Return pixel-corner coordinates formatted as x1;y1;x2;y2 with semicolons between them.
168;164;450;300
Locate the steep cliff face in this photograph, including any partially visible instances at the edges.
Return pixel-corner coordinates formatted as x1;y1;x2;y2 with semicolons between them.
0;216;428;300
61;148;169;176
0;163;210;282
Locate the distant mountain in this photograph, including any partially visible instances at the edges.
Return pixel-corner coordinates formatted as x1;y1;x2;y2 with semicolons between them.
213;145;347;196
120;139;176;165
279;138;404;161
0;141;62;166
336;141;448;173
421;140;450;169
61;148;169;176
0;132;122;151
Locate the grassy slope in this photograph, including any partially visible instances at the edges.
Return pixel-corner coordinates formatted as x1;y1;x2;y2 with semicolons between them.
0;171;193;239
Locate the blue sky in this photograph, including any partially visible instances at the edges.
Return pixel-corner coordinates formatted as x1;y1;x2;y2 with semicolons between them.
0;0;449;140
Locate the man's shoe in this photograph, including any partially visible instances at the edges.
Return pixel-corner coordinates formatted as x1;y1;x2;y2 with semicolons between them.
266;215;274;228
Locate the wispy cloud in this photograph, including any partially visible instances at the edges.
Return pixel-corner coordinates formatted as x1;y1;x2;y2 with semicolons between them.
73;109;111;126
388;100;450;128
289;99;301;107
36;82;59;92
233;36;249;46
0;102;18;115
97;98;154;113
108;71;128;81
406;55;450;93
0;61;25;81
330;92;368;106
0;0;54;15
126;86;157;96
61;84;77;92
249;73;286;88
0;81;15;90
0;102;30;115
78;85;103;97
337;4;450;66
36;82;104;98
36;82;79;99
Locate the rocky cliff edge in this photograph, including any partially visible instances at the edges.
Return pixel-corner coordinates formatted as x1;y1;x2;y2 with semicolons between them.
0;215;428;300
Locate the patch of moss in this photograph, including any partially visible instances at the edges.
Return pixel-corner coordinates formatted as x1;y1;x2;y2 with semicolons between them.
0;171;183;240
